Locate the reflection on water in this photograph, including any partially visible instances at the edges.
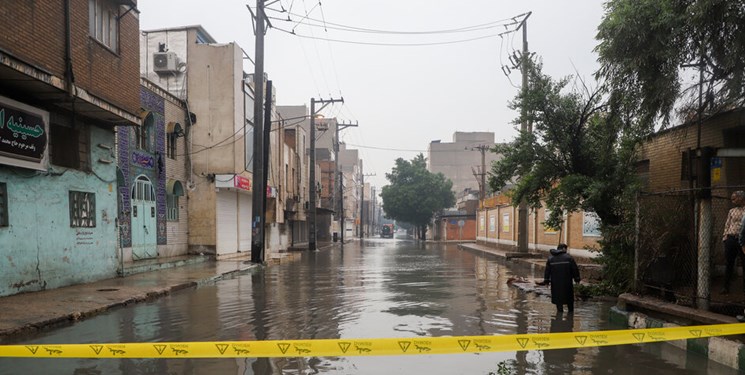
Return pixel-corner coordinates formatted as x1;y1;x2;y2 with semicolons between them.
0;240;739;374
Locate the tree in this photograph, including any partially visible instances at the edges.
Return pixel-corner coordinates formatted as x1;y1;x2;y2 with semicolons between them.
489;60;641;293
381;154;455;240
490;60;640;229
596;0;745;128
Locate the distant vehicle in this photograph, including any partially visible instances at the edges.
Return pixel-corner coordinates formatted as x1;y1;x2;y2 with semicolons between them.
381;224;394;238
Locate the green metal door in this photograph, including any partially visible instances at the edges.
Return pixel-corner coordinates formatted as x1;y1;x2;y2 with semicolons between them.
131;175;157;260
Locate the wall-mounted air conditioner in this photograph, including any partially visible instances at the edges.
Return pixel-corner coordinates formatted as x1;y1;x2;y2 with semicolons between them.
153;52;179;73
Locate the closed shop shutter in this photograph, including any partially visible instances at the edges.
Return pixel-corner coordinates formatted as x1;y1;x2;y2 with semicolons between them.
238;192;252;252
216;190;238;255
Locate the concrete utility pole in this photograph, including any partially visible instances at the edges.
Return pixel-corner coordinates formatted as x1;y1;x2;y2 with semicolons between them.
335;121;358;243
517;12;531;253
249;0;270;263
469;145;489;201
308;97;343;251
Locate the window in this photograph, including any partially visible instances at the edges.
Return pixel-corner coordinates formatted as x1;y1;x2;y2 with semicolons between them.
0;182;8;227
135;112;154;152
89;0;119;50
50;123;90;170
167;132;177;159
166;194;179;221
70;191;96;228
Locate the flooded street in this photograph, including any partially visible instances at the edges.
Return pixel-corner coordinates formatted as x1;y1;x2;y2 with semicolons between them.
1;238;739;374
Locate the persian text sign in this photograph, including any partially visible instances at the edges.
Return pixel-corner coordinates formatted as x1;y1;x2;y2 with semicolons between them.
0;100;47;163
234;175;251;191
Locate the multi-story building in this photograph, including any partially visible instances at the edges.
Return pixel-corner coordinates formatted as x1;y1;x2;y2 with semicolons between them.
140;26;257;258
427;132;501;198
115;78;190;267
338;143;360;239
0;1;141;297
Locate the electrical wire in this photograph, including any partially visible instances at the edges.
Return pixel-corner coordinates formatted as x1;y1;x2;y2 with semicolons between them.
267;9;523;35
272;26;502;46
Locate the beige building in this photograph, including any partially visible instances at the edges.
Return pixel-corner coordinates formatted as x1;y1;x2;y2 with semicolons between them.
427;132;502;198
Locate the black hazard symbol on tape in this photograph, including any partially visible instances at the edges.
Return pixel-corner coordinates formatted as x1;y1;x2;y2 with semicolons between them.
338;342;351;353
516;338;529;349
216;344;229;355
575;336;588;346
25;346;38;355
398;341;411;352
90;345;103;355
154;345;167;355
690;330;702;337
458;340;471;351
633;333;645;342
277;343;291;354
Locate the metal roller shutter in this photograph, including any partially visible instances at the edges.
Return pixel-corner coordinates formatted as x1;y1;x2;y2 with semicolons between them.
216;190;238;255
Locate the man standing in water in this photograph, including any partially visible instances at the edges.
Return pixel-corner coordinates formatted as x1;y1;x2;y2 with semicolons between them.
537;244;581;313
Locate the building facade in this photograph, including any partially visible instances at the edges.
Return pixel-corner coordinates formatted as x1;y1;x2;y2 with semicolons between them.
428;132;501;198
140;26;258;258
0;0;141;297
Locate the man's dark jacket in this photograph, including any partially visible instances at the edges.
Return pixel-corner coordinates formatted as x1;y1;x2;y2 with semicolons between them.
543;248;581;305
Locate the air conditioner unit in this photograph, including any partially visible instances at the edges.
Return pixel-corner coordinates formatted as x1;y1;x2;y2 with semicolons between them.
153;52;179;73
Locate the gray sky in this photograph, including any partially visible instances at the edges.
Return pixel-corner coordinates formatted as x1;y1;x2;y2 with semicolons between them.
138;0;606;190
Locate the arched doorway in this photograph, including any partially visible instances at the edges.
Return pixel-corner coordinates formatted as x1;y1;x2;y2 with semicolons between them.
131;175;157;260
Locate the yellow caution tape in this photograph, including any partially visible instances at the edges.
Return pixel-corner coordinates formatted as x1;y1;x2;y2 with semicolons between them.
1;323;744;358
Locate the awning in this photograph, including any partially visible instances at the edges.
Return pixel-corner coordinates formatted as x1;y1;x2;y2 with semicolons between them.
166;179;184;196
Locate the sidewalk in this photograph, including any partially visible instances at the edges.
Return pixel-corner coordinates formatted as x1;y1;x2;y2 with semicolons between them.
458;242;604;282
0;254;259;339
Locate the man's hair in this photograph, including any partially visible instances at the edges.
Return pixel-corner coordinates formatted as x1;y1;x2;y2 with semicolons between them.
557;243;568;250
734;191;745;199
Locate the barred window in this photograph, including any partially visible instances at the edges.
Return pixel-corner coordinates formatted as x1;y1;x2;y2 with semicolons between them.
88;0;119;51
166;194;179;221
70;191;96;228
0;182;8;227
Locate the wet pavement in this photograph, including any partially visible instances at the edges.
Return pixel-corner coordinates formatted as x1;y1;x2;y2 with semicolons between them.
1;237;741;374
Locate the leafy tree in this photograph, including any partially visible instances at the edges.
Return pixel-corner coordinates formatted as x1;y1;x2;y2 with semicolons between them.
489;60;640;229
489;60;641;293
596;0;745;128
381;154;455;240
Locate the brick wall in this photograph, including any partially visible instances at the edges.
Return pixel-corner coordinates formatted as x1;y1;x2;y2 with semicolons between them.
0;0;140;114
640;110;745;191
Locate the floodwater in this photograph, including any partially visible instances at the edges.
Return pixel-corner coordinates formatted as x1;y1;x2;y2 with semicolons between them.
0;236;740;374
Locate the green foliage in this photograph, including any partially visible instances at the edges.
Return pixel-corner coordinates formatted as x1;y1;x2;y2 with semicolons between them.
489;60;641;229
489;60;641;292
596;0;745;128
488;360;514;375
381;154;455;238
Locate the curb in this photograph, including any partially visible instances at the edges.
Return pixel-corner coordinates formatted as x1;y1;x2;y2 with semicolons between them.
610;306;745;370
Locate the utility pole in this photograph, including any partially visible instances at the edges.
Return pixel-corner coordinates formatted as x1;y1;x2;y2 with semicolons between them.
309;97;344;251
249;0;270;263
517;12;531;253
335;121;358;243
469;145;489;201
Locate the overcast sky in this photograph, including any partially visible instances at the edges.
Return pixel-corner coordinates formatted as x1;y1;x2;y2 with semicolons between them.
138;0;606;190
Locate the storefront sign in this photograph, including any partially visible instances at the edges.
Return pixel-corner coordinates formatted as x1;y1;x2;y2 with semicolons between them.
215;174;252;192
0;96;48;170
234;175;251;191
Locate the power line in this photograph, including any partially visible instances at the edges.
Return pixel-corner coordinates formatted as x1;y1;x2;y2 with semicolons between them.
272;26;502;46
266;9;522;35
